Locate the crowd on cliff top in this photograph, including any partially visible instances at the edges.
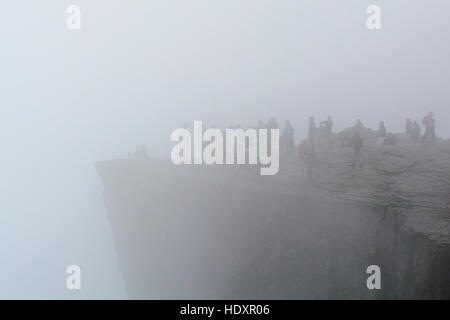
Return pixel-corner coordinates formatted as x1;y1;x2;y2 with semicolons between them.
129;112;438;173
243;111;437;156
292;111;438;183
216;111;437;183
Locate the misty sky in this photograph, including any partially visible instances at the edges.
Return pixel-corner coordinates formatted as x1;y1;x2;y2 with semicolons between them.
1;1;449;298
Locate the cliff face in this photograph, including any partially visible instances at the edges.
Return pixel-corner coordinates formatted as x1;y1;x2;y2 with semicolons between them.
308;139;450;245
96;140;450;299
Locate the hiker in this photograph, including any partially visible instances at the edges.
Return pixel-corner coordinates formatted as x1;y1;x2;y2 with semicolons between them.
377;121;386;146
422;112;436;142
320;116;333;136
354;119;364;135
318;116;334;151
412;120;421;142
283;120;295;156
351;127;364;168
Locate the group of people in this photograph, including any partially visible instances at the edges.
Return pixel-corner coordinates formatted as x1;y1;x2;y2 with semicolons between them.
404;119;421;142
420;112;437;142
297;112;438;184
297;116;335;183
177;112;437;184
403;112;436;143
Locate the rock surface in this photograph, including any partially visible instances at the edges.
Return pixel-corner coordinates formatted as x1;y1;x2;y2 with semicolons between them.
305;138;450;245
95;134;450;299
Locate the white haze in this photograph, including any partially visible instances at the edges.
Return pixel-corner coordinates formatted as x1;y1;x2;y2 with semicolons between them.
0;1;449;298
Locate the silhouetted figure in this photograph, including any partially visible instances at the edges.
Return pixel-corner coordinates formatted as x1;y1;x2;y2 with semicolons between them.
377;121;386;146
319;116;334;151
308;117;317;139
351;129;363;168
320;116;333;136
283;120;295;156
354;119;364;135
422;112;436;142
412;120;421;142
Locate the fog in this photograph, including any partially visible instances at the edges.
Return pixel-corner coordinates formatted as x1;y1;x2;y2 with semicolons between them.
0;1;449;298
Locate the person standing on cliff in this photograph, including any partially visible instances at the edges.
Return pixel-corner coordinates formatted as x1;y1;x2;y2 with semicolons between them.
354;119;364;136
422;112;436;142
320;116;333;136
319;116;334;151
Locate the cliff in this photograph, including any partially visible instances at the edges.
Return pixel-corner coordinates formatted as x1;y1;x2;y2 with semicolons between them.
96;139;450;299
292;139;450;245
